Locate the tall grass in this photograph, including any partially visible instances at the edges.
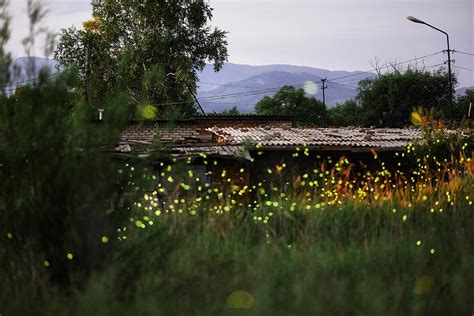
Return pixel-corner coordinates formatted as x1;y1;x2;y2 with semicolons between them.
2;146;472;315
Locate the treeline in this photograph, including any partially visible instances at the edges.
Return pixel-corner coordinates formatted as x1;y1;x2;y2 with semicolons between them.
252;69;473;127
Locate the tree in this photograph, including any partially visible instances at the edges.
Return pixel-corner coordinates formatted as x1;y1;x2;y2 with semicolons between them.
0;0;11;91
221;105;240;115
356;68;454;127
255;85;326;126
455;88;474;121
1;0;135;290
327;99;362;126
54;0;228;120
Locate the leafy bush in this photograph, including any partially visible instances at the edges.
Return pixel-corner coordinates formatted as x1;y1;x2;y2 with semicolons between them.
409;107;472;170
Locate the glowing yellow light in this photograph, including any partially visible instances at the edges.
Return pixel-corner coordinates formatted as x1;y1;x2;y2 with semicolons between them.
67;253;74;260
227;290;254;309
101;236;109;244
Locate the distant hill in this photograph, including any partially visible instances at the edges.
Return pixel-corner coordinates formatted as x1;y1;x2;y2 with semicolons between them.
6;57;373;111
9;57;59;81
456;86;473;96
198;63;370;92
197;63;374;112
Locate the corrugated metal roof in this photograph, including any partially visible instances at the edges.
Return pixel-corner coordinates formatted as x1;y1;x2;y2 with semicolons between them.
117;125;424;156
171;145;249;158
207;127;422;149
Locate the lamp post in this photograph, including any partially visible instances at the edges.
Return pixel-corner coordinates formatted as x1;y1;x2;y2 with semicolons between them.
407;16;454;125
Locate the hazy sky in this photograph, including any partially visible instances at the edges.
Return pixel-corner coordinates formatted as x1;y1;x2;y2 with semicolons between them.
6;0;474;87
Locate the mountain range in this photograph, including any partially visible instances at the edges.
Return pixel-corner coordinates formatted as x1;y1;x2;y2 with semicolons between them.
7;57;472;112
197;63;374;112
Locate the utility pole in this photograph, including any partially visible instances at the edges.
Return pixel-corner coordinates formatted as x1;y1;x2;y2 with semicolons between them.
321;78;328;126
445;47;454;125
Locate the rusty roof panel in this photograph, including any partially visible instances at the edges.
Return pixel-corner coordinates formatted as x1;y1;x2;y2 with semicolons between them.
207;127;422;149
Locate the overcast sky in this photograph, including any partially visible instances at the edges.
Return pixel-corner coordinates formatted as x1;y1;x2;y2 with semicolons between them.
6;0;474;87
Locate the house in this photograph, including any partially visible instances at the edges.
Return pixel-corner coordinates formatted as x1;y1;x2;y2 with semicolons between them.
115;114;422;191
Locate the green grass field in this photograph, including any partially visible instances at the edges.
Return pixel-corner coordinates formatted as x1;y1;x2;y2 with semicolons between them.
2;150;473;315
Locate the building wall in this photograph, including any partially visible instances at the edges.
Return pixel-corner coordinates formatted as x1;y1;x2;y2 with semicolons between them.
248;150;405;190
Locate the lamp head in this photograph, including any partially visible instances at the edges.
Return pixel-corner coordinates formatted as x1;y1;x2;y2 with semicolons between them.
407;16;426;24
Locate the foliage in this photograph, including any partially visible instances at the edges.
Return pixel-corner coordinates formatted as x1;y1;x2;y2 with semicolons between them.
0;0;135;292
255;85;326;126
54;0;228;119
0;0;11;89
0;69;137;289
327;99;362;126
454;88;474;121
357;68;454;127
220;105;240;115
409;107;472;168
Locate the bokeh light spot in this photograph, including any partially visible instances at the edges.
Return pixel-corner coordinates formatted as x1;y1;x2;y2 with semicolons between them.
303;81;319;95
139;104;157;120
414;276;434;295
227;290;254;309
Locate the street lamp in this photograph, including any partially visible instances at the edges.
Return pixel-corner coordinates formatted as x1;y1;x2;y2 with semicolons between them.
407;16;454;125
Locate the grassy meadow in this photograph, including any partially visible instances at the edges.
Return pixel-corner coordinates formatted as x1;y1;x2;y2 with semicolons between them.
2;143;473;315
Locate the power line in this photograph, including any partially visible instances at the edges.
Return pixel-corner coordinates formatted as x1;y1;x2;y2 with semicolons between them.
424;62;447;70
4;72;61;90
6;51;443;93
197;81;322;101
453;65;474;72
196;52;444;101
453;50;474;57
326;62;446;90
198;81;258;89
328;50;444;83
327;80;358;90
153;81;326;107
3;51;448;104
